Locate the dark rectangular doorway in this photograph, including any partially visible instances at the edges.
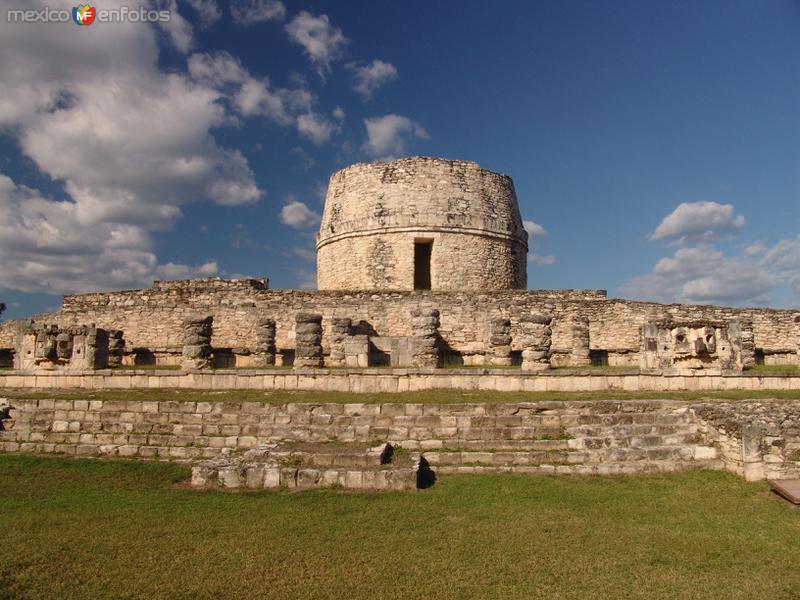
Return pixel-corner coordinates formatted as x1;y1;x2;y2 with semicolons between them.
414;240;432;290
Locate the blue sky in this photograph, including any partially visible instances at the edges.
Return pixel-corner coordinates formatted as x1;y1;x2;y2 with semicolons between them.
0;0;798;320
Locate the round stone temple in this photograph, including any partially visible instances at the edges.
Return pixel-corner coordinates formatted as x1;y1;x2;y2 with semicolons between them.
316;156;529;291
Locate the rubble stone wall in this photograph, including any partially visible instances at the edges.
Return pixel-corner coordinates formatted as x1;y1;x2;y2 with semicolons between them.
2;397;798;481
0;280;796;368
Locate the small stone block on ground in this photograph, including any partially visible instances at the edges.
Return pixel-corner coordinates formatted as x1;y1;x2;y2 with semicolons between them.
768;479;800;504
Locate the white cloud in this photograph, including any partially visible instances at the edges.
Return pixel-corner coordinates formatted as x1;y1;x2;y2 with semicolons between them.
523;220;547;239
280;198;321;229
620;246;775;305
156;260;219;279
348;60;398;99
230;0;286;25
188;51;313;127
186;0;222;27
523;220;555;266
0;0;262;294
362;114;429;158
154;0;195;53
0;173;190;293
621;204;800;305
296;111;340;145
528;255;556;265
650;201;745;244
285;12;347;78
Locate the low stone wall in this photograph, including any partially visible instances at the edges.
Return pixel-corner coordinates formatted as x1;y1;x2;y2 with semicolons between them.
1;369;799;393
1;397;798;481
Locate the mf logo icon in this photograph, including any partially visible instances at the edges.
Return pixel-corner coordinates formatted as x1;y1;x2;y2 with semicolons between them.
72;4;96;25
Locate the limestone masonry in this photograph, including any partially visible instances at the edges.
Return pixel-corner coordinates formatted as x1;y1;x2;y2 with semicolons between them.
317;157;528;291
1;155;800;488
0;156;797;373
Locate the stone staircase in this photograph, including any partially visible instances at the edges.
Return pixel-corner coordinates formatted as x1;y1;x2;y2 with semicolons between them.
191;441;435;491
423;404;720;476
192;402;721;490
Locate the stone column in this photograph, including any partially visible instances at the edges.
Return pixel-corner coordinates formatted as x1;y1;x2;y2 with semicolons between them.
83;326;110;370
108;330;125;367
519;312;552;371
569;315;591;367
181;315;213;370
489;318;512;366
795;314;800;365
328;317;351;367
411;309;440;369
294;313;323;368
730;318;756;371
252;318;276;367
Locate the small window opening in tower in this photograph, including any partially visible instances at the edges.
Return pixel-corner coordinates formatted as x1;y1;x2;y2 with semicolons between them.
414;239;433;290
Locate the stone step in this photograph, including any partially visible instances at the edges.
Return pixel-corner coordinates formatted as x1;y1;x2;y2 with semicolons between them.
564;424;699;437
192;463;425;491
436;458;721;477
423;445;717;467
399;438;571;452
569;432;703;450
190;442;436;491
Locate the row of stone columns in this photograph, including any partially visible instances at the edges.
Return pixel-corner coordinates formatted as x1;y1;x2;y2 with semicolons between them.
180;310;576;370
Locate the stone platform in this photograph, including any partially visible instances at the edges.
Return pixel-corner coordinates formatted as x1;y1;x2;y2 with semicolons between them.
2;367;800;393
2;395;799;488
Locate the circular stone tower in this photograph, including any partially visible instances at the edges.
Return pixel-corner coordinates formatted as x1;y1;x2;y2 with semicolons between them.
316;157;528;291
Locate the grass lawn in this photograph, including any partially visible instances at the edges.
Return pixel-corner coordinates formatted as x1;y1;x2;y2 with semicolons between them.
1;455;799;599
3;387;800;404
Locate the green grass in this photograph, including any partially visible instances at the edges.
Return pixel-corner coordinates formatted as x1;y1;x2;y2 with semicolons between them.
745;364;799;373
3;387;800;404
1;455;799;599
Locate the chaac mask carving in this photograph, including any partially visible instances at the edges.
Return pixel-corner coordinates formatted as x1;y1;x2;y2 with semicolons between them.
640;319;754;373
15;322;110;370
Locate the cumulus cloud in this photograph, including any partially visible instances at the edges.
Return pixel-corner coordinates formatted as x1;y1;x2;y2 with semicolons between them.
280;198;321;229
296;111;340;145
362;114;428;159
0;0;261;294
186;0;222;27
620;247;775;305
650;201;745;245
188;51;313;129
528;254;556;265
0;174;221;293
154;0;195;53
285;12;347;78
156;260;219;279
230;0;286;25
523;220;547;239
621;202;800;306
522;220;555;266
347;60;398;99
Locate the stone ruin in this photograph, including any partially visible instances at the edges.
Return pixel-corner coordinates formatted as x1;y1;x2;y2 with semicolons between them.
1;159;799;375
519;312;553;371
181;315;213;370
294;313;324;368
14;322;110;370
639;319;755;373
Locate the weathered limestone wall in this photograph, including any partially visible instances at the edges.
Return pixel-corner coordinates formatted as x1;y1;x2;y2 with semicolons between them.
2;369;800;393
0;280;795;368
317;230;527;292
317;157;528;291
2;397;798;481
5;285;607;361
